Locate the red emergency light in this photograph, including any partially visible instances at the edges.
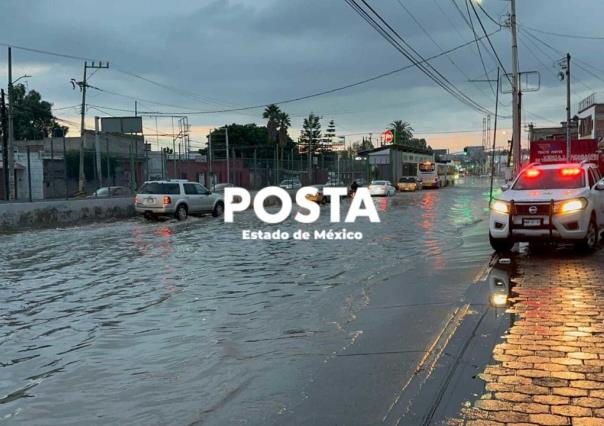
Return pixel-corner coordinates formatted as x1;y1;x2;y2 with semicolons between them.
525;168;541;178
560;167;581;177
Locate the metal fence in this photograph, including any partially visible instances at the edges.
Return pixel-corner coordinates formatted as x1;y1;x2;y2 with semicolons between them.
1;146;371;202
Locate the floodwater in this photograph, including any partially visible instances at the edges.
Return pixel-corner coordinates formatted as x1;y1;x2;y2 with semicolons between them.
0;178;494;425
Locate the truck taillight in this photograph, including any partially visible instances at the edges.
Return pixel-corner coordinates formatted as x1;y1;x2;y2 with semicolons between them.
163;196;171;205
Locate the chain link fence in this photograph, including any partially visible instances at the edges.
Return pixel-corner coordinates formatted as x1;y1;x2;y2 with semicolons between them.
1;146;371;202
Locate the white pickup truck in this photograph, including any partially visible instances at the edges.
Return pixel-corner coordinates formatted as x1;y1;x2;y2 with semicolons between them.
489;162;604;252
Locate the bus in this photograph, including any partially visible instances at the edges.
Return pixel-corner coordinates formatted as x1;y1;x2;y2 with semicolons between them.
419;161;456;188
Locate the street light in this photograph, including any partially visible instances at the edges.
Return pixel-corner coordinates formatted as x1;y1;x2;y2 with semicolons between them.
13;74;31;84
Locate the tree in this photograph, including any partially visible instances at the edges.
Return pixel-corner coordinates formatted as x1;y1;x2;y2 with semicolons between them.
299;113;322;155
11;83;65;140
263;104;281;144
360;136;374;151
203;123;294;160
323;119;336;149
277;112;291;147
389;120;414;144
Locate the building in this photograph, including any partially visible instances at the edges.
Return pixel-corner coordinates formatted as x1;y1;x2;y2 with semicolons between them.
528;123;578;142
577;93;604;143
360;144;434;182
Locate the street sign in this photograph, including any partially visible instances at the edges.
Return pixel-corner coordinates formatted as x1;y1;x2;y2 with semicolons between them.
499;71;540;94
101;116;143;134
383;130;394;144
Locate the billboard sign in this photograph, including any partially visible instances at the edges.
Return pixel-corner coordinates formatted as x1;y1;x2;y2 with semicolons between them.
383;130;393;144
101;116;143;134
530;139;599;164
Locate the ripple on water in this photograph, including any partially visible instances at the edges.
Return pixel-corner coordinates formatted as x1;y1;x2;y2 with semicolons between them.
0;181;491;423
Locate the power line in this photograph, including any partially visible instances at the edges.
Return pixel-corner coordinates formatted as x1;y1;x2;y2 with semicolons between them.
121;30;501;116
475;1;502;28
1;34;498;117
521;25;604;41
520;28;604;85
448;0;499;66
517;30;594;93
467;0;512;87
344;0;494;115
463;0;496;96
394;0;496;100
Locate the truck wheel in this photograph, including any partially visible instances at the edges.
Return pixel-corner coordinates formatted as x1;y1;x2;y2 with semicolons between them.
489;233;514;252
577;218;598;252
212;201;224;217
175;204;188;221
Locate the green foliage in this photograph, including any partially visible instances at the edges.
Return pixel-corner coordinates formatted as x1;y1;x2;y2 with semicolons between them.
11;83;65;140
206;123;294;159
263;104;281;144
299;113;322;155
277;111;291;147
389;120;414;144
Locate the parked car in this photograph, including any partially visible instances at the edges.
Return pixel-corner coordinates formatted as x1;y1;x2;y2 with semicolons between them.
279;178;302;190
396;177;421;192
88;186;132;198
324;179;345;187
135;180;224;221
212;183;235;193
489;162;604;252
369;180;396;197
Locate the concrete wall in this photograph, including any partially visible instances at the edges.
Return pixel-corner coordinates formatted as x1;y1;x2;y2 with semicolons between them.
0;197;135;233
15;152;44;201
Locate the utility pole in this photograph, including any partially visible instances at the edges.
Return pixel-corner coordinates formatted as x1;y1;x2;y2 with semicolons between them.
225;125;230;184
489;68;501;205
74;61;109;194
565;53;571;161
94;116;102;188
1;89;7;200
208;129;213;187
307;131;312;184
510;0;522;176
7;47;15;200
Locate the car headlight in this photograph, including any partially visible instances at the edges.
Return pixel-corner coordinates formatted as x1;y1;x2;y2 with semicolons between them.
491;200;511;215
554;198;588;214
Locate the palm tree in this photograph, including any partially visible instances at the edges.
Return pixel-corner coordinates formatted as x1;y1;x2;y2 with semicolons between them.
277;112;291;177
277;112;291;146
263;104;281;143
263;104;281;183
389;120;414;144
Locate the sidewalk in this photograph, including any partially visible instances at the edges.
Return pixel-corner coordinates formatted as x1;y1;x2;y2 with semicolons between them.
457;249;604;426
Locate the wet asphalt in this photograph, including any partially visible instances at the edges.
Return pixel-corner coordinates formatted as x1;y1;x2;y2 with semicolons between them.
0;177;501;425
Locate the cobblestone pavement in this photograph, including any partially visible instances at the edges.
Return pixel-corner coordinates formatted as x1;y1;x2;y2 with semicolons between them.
456;248;604;426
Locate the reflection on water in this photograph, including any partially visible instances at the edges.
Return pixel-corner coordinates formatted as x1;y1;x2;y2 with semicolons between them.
487;258;514;308
0;181;491;424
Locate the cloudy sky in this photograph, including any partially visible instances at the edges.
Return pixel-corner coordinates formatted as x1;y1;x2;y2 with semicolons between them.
1;0;603;153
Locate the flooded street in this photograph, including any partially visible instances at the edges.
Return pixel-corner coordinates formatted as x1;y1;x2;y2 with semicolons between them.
1;178;494;425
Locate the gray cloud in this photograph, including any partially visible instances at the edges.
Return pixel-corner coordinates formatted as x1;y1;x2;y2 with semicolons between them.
1;0;603;151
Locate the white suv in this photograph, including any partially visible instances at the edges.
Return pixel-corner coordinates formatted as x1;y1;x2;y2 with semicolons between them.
135;180;224;221
489;162;604;252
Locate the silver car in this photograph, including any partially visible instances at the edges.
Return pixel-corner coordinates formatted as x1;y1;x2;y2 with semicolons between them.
135;180;224;221
279;178;302;190
368;180;396;197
